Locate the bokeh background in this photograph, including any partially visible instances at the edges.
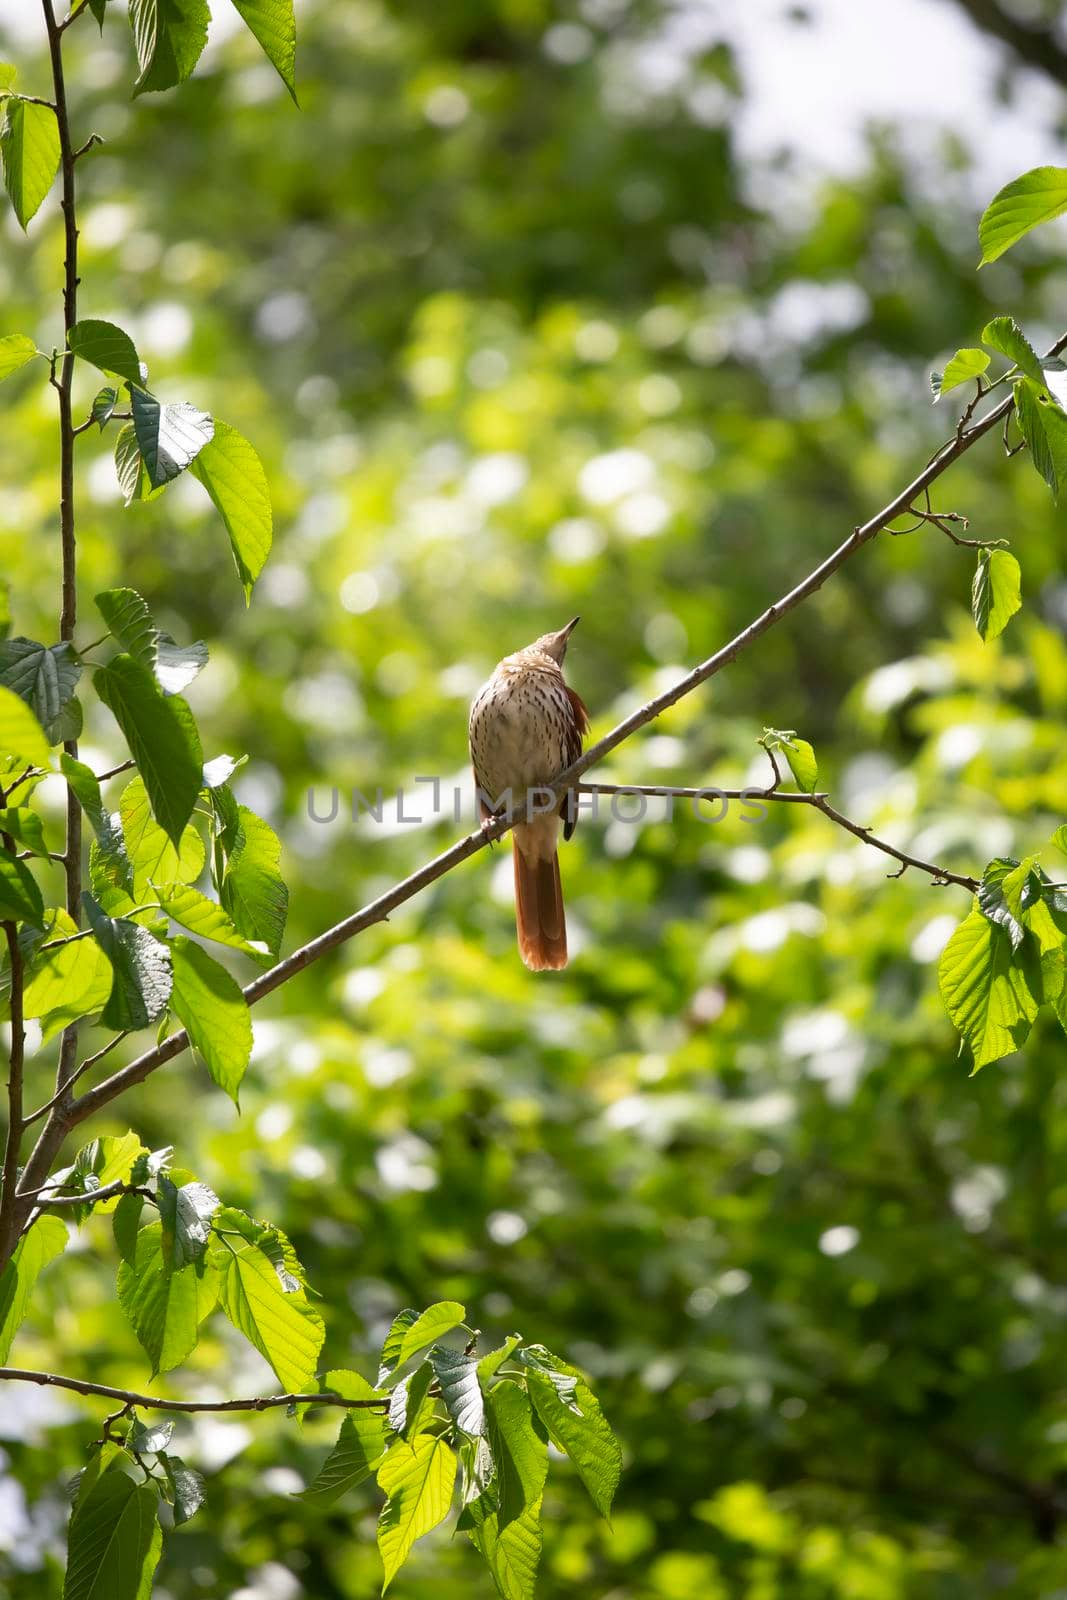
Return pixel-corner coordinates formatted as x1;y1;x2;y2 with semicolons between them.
2;0;1067;1594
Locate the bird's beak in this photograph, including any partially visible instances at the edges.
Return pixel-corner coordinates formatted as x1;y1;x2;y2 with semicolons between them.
561;615;580;637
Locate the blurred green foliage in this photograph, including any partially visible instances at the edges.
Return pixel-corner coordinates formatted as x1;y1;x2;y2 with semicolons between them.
2;0;1067;1595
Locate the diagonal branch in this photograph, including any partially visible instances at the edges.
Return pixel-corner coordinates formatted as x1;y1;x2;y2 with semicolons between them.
7;351;1059;1238
0;1368;387;1412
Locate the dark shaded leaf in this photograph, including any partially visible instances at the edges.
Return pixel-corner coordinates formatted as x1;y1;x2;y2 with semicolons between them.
131;387;213;488
94;656;202;845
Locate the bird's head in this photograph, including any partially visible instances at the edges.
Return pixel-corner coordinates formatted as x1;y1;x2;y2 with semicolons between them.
533;616;580;665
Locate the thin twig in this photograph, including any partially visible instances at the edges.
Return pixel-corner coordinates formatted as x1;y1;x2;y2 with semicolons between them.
23;1032;129;1129
9;332;1064;1242
809;797;978;890
573;783;828;803
575;781;978;888
94;759;135;784
0;1369;388;1413
35;1180;155;1209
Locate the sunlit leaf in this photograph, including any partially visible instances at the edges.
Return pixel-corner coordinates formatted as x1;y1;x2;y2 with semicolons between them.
117;1220;219;1375
376;1433;457;1592
930;347;988;400
230;0;297;102
0;97;60;228
168;936;253;1104
979;166;1067;264
0;333;38;382
190;421;273;600
971;549;1021;642
0;1214;67;1362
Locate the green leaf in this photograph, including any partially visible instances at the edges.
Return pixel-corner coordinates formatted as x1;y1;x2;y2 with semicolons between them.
113;1192;144;1264
930;348;989;400
160;1455;205;1526
62;755;132;892
0;805;49;857
95;588;207;696
981;316;1044;383
1013;378;1059;492
82;892;172;1031
938;905;1041;1070
22;909;112;1037
92;386;118;429
376;1434;457;1592
466;1489;543;1600
118;776;204;898
979;166;1067;264
0;97;60;228
521;1347;621;1517
63;1471;161;1600
68;320;143;386
220;806;288;956
378;1309;419;1384
430;1344;485;1437
190;421;273;600
95;656;202;846
781;736;817;794
971;549;1022;642
0;333;38;382
486;1381;548;1530
168;936;253;1104
302;1409;388;1505
154;882;270;963
117;1220;219;1375
391;1302;467;1372
0;1214;68;1362
0;637;81;744
0;65;16;94
478;1336;520;1384
1013;377;1067;495
466;1385;547;1600
130;387;214;490
294;1364;383;1423
1052;825;1067;859
129;0;211;96
0;846;44;926
157;1174;220;1269
0;683;50;767
230;0;297;102
0;580;9;640
215;1217;325;1391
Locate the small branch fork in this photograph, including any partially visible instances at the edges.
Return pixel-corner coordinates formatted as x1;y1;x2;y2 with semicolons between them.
10;339;1061;1252
889;486;1008;550
0;1368;387;1414
573;782;980;891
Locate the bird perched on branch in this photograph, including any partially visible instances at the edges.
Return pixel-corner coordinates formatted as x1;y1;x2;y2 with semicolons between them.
469;617;588;971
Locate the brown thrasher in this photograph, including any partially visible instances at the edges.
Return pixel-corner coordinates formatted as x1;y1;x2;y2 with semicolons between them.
469;617;589;971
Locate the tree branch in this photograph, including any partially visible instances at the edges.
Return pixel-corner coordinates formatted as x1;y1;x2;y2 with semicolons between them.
8;345;1060;1243
945;0;1067;90
573;782;979;889
0;1368;388;1412
37;0;84;1199
0;920;26;1250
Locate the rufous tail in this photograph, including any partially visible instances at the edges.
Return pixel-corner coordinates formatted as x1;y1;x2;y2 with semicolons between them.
513;843;567;970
